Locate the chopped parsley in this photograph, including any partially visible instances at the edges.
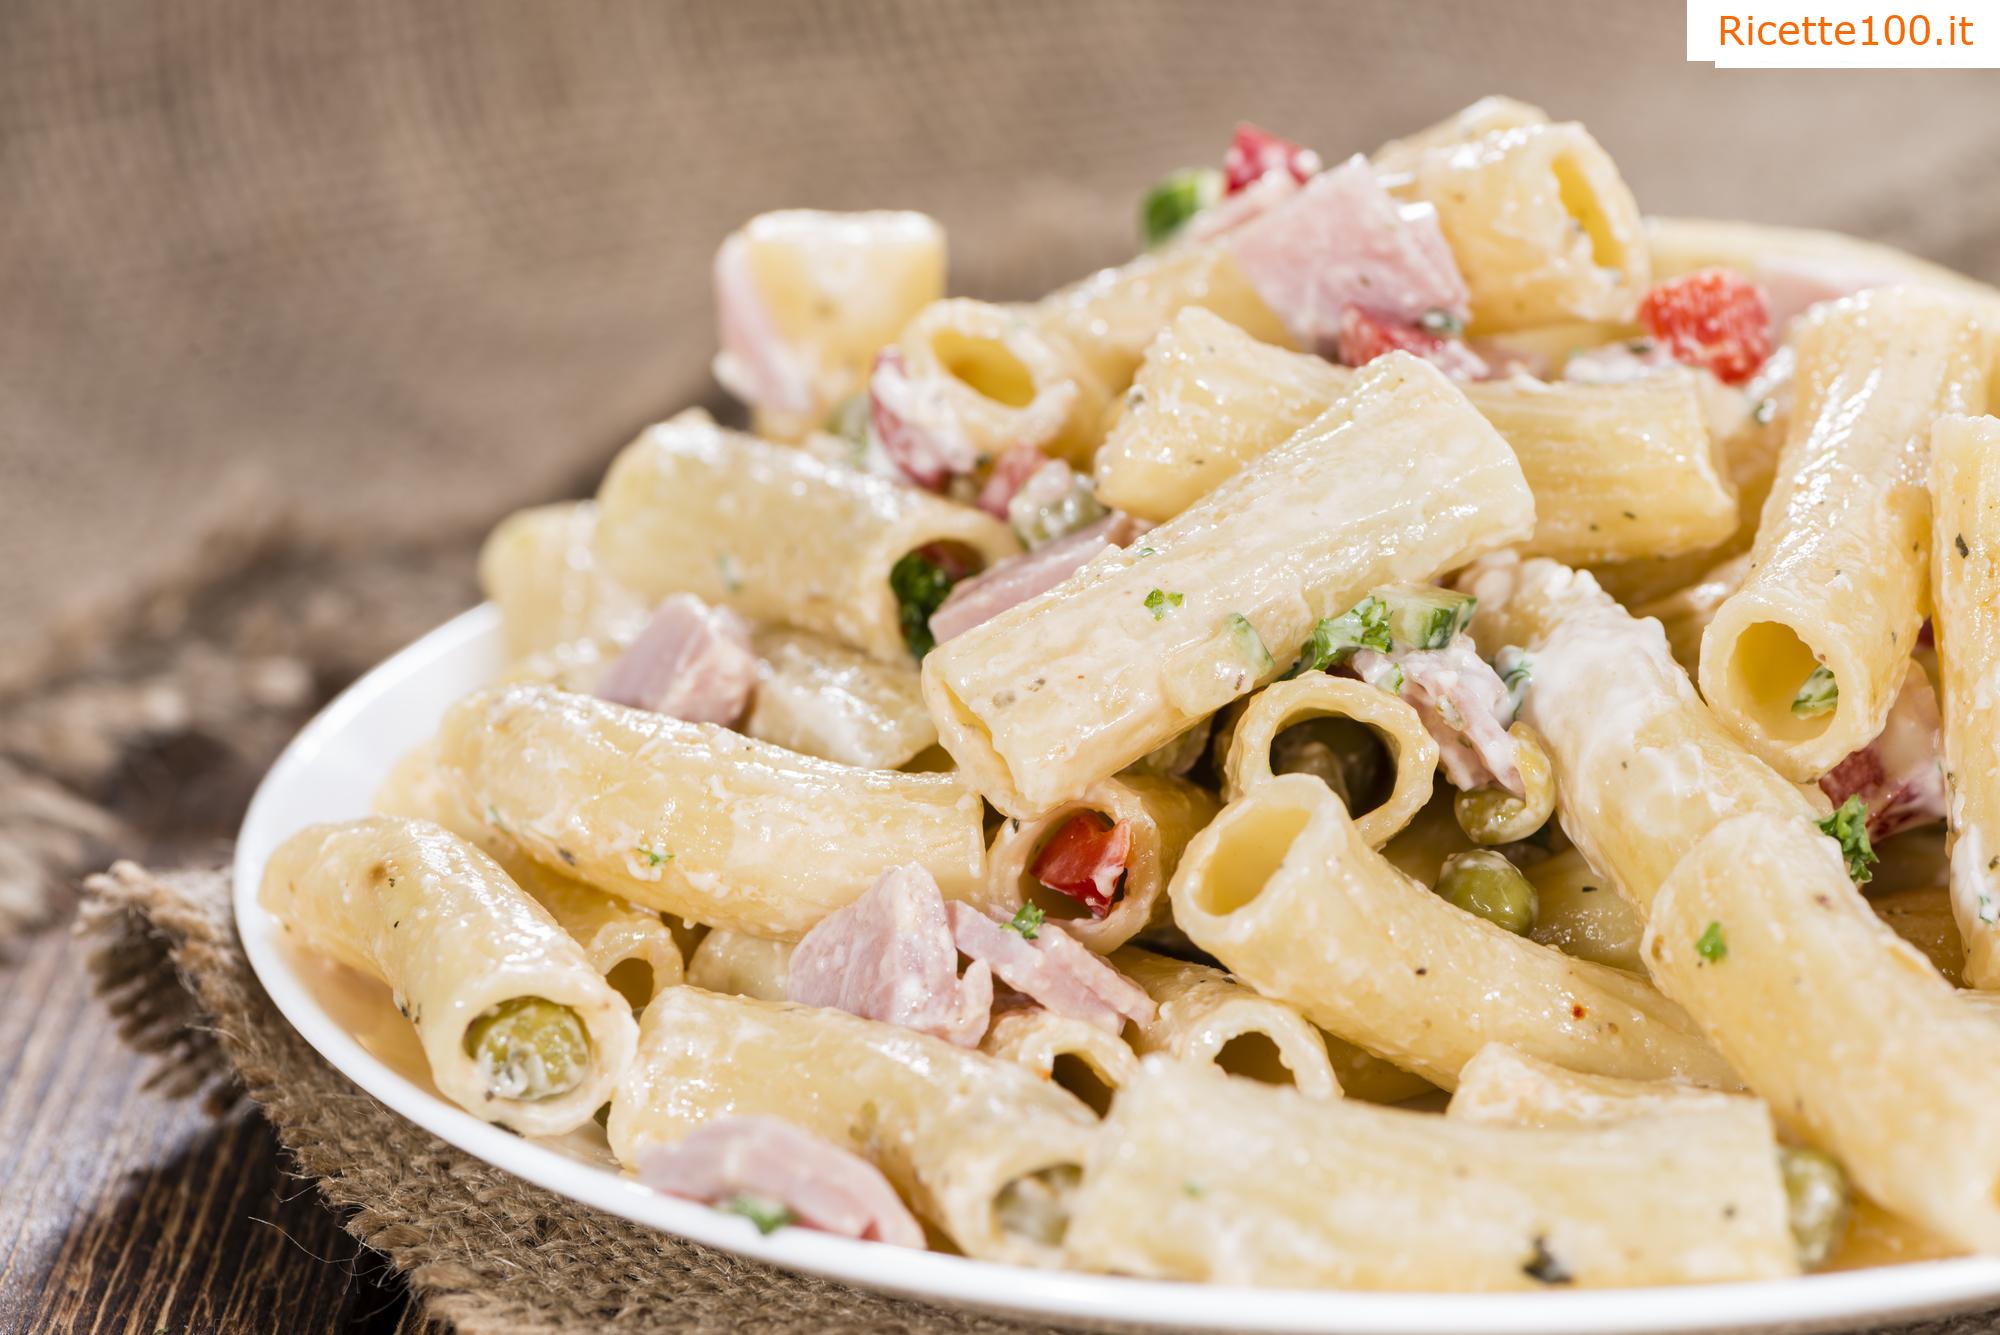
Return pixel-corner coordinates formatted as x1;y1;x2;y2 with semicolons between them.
722;1195;795;1235
1752;397;1777;426
1377;583;1477;651
1220;612;1276;677
1182;1180;1206;1199
1495;646;1534;714
824;392;871;449
1136;546;1157;559
1138;167;1223;248
1817;795;1877;884
890;551;956;659
716;552;745;595
1144;588;1185;620
1791;665;1837;719
1418;308;1464;338
1283;595;1392;677
1006;903;1047;940
637;845;672;866
1695;921;1728;963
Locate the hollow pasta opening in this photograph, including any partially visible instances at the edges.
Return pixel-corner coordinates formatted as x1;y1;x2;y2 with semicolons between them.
1019;807;1124;924
605;958;656;1012
890;539;988;657
1050;1052;1118;1117
1552;150;1624;275
1724;620;1834;743
1193;800;1311;917
931;328;1038;408
1213;1030;1297;1088
994;1162;1082;1248
1269;715;1394;818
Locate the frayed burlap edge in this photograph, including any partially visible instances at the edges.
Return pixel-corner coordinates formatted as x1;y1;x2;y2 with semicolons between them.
78;860;1075;1335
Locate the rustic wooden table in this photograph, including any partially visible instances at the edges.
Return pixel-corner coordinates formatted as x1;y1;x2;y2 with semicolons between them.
0;904;425;1334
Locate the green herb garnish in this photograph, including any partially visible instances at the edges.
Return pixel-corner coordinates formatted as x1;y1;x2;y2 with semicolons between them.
1376;583;1477;651
1817;795;1877;884
1495;646;1533;713
722;1195;795;1235
890;551;956;659
1418;308;1464;338
1139;167;1223;248
637;845;671;866
1006;903;1047;940
1283;595;1392;677
1695;921;1728;963
1791;666;1837;719
1144;588;1184;620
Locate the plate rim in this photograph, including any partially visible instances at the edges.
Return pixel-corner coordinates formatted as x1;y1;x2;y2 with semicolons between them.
233;603;2000;1334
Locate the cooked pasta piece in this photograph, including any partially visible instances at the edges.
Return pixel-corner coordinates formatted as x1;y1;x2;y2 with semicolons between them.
261;817;639;1135
712;209;945;440
1635;551;1751;675
435;684;987;939
1371;96;1551;174
1645;810;2000;1254
925;352;1535;818
980;1008;1139;1116
480;502;649;660
1392;122;1650;333
594;418;1019;663
1645;216;2000;314
1095;309;1731;562
683;928;793;1001
1219;674;1436;846
372;740;684;1009
1928;415;2000;987
1871;886;1965;986
607;987;1096;1264
1063;1060;1795;1288
1029;242;1292;392
1463;554;1825;912
1167;776;1736;1090
980;772;1217;951
743;627;938;769
1447;1043;1749;1129
1110;947;1339;1099
1699;290;1991;781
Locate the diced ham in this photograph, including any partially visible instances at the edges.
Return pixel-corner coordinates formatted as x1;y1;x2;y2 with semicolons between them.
976;442;1050;519
1029;815;1132;918
786;864;992;1047
1226;155;1471;360
946;903;1155;1034
1353;635;1523;796
712;235;815;417
1222;124;1322;195
597;594;759;725
927;512;1144;645
1820;670;1946;842
867;346;982;489
1184;168;1302;245
1334;307;1489;381
638;1115;925;1248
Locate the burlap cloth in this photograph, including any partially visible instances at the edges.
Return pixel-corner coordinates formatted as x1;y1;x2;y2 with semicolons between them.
7;1;2000;1329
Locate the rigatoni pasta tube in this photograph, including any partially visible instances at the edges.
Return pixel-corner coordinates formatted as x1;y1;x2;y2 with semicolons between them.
1928;415;2000;987
683;928;792;1001
1448;1043;1749;1130
1110;947;1338;1100
1094;308;1732;563
1219;674;1437;846
743;627;937;770
1464;555;1824;912
924;352;1535;818
1063;1060;1795;1289
373;738;684;1009
1699;289;1991;781
892;297;1107;466
480;502;648;660
1645;216;2000;309
1643;811;2000;1254
594;418;1019;662
259;817;638;1135
435;684;986;939
1167;775;1735;1091
980;773;1217;951
980;1009;1139;1117
1393;122;1650;333
607;988;1096;1265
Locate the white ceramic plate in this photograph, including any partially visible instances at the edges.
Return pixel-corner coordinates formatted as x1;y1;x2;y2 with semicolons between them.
236;604;2000;1334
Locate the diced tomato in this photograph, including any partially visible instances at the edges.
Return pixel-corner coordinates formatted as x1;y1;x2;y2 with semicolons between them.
1636;268;1774;385
1029;815;1132;918
1333;307;1488;380
1223;123;1321;195
975;442;1048;520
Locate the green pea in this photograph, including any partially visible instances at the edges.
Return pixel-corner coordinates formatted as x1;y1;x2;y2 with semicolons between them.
462;996;591;1102
1779;1146;1852;1269
1434;850;1538;936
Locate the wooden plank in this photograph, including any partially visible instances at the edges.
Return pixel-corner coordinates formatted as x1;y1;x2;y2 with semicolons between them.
0;913;410;1332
